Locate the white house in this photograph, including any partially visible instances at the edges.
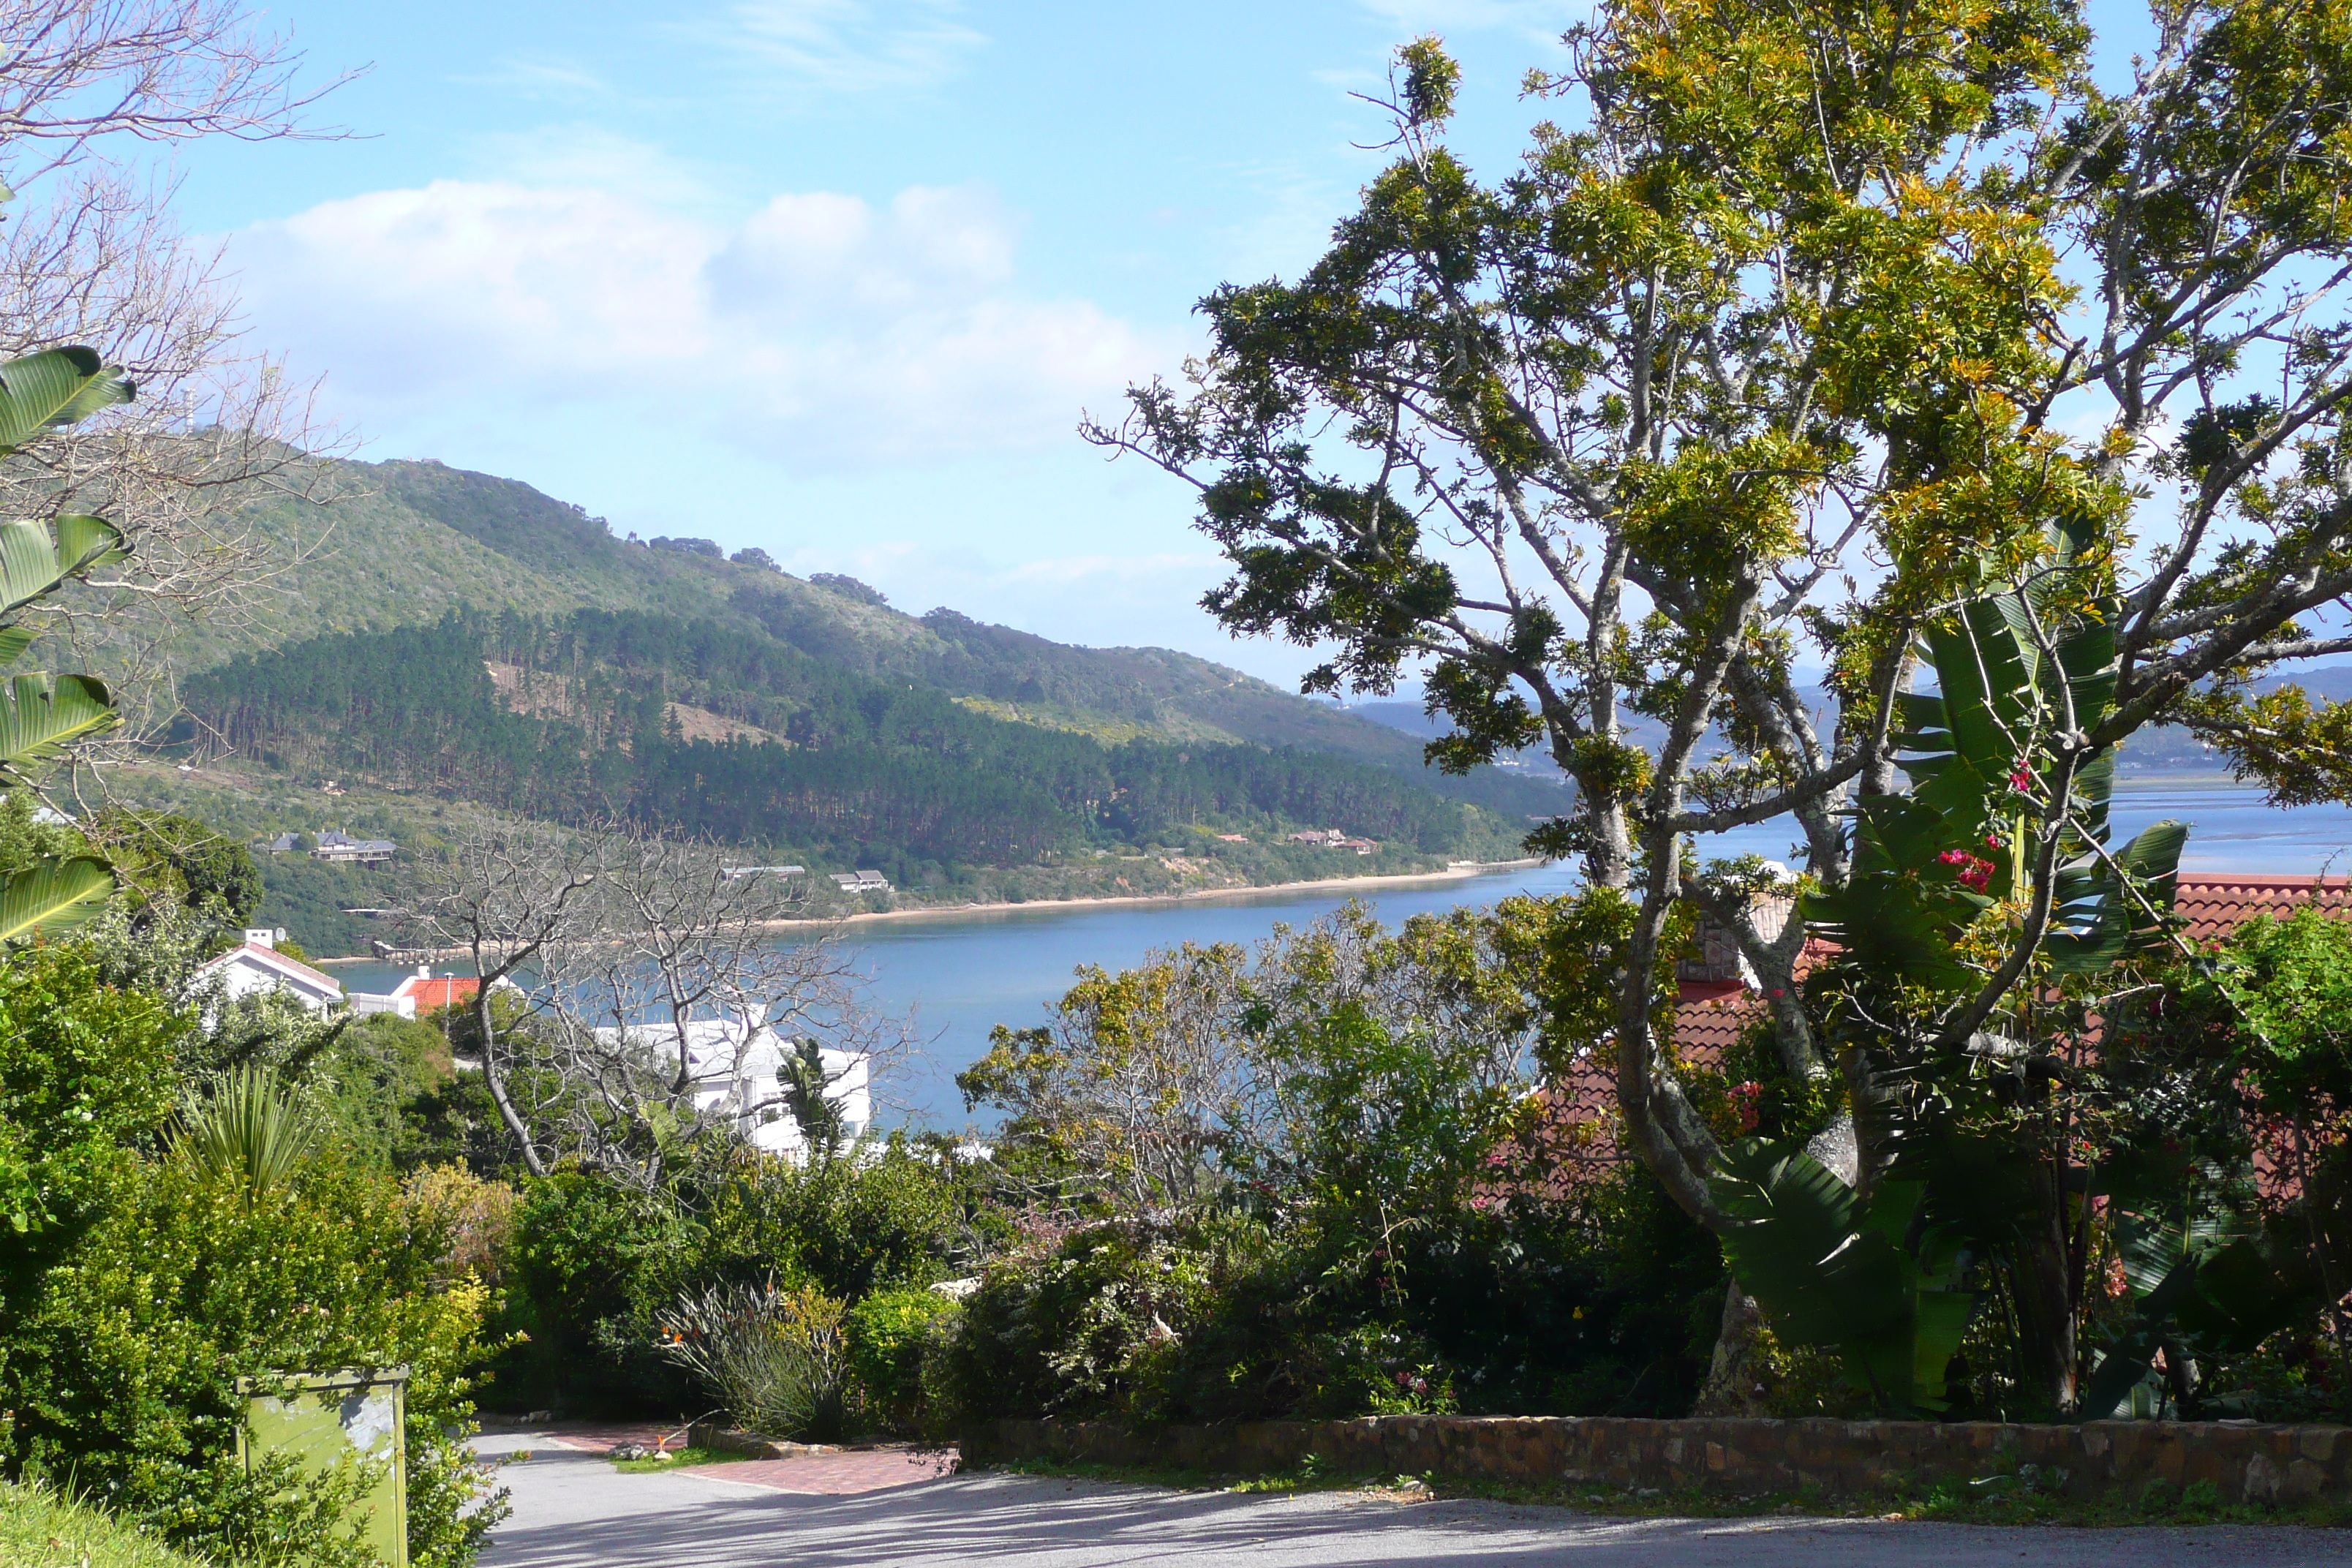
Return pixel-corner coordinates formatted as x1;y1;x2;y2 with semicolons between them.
191;929;344;1014
593;1014;871;1160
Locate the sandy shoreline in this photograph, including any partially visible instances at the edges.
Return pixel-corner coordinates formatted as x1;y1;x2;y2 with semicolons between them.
753;857;1547;932
312;859;1547;965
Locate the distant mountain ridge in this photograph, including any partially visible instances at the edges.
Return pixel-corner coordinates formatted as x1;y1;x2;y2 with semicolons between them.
172;454;1563;819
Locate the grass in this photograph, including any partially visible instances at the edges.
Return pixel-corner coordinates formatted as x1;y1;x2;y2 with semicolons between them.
987;1456;2352;1529
609;1445;753;1476
0;1480;211;1568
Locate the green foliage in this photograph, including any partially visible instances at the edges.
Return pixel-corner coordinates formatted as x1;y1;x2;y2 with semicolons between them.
2197;907;2352;1100
322;1012;459;1171
846;1286;955;1435
489;1145;966;1418
97;812;263;921
0;946;184;1248
0;1478;211;1568
168;1067;324;1205
1710;1140;1971;1414
0;1149;504;1567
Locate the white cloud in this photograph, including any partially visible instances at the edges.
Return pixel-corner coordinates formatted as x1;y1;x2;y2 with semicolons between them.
226;178;1161;470
450;57;613;100
699;0;985;95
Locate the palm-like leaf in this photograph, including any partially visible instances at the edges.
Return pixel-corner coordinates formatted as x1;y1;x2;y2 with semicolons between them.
0;855;114;940
0;347;134;454
170;1066;323;1202
0;515;127;620
0;674;117;786
1711;1138;1971;1412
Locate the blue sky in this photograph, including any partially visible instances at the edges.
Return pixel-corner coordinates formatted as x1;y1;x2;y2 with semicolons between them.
145;1;1581;684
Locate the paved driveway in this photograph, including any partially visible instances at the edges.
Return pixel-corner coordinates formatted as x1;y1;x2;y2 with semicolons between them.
475;1432;2352;1567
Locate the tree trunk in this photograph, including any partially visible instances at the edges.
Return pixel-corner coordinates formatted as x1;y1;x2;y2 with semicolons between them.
1694;1281;1770;1415
2013;1160;2078;1414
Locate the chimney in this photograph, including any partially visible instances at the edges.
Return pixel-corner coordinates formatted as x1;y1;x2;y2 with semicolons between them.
243;927;276;950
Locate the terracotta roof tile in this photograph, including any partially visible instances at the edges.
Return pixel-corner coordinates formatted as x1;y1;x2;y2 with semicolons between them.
2171;873;2352;943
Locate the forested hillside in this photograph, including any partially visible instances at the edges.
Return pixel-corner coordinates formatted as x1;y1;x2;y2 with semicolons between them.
117;454;1567;818
183;611;1536;885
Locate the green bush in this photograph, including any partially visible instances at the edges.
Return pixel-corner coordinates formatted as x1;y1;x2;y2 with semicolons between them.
1;1148;505;1567
688;1143;963;1302
491;1145;969;1419
847;1286;956;1434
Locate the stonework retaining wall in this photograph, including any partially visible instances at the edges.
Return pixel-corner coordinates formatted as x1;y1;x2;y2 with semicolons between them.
968;1414;2352;1504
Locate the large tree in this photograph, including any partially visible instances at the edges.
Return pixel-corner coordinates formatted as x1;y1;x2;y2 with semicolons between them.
1090;0;2352;1410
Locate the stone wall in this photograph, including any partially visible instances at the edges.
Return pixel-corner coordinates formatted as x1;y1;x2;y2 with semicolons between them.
968;1414;2352;1504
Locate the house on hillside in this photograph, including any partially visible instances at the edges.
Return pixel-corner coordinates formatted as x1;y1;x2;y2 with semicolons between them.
722;864;806;881
260;832;300;853
1288;829;1349;846
314;831;396;864
593;1014;871;1161
346;967;522;1025
192;929;343;1014
829;869;891;893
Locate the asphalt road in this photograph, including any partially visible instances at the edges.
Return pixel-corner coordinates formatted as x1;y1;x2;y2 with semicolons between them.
474;1433;2352;1567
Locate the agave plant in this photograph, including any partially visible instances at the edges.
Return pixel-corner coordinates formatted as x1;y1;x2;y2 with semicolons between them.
170;1066;324;1203
0;345;136;939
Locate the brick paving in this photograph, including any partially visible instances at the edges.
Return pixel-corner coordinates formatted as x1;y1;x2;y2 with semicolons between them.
710;1448;958;1496
526;1423;690;1455
514;1423;959;1495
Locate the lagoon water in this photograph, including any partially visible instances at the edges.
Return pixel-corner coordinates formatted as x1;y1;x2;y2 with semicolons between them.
337;780;2352;1128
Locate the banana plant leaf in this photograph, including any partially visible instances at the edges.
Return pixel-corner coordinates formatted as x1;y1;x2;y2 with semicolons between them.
0;347;134;454
0;674;117;787
1812;544;2184;988
1711;1138;1972;1412
0;514;127;621
0;855;113;940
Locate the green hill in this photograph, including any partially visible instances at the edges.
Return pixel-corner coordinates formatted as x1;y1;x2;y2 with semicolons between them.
143;453;1565;818
98;454;1573;949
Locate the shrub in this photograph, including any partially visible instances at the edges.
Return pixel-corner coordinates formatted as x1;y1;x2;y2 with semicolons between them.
687;1142;963;1302
0;1148;505;1567
847;1286;955;1434
497;1168;688;1414
657;1281;853;1441
405;1165;520;1288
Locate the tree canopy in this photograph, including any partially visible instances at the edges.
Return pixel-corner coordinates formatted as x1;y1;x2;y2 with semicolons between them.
1091;0;2352;1409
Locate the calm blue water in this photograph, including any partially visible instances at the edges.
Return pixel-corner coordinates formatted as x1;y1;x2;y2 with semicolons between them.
333;782;2352;1128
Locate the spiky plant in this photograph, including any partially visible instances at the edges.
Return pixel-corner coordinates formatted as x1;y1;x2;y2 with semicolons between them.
170;1066;322;1203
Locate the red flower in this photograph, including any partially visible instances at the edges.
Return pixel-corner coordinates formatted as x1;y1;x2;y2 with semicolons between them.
2010;767;2033;790
1939;848;1995;892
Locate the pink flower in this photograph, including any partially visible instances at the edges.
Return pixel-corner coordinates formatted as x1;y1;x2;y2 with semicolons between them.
2010;767;2033;790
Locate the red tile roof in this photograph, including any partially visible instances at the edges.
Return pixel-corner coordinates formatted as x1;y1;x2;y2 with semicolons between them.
2170;873;2352;943
1520;877;2341;1188
392;974;481;1014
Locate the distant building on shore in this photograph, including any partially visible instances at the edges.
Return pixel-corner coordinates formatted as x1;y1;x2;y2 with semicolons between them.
829;869;892;893
314;830;396;864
